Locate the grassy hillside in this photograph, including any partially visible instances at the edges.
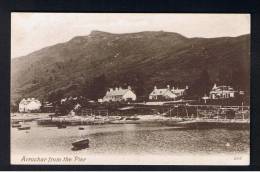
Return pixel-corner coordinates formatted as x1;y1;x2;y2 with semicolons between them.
11;30;250;103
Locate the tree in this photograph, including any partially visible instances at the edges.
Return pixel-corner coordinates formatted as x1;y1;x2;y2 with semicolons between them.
47;89;64;103
120;71;146;98
230;68;249;91
217;69;231;86
187;69;212;98
131;72;145;97
87;74;108;100
10;103;18;113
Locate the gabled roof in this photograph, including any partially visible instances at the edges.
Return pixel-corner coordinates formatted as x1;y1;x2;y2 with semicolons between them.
150;88;176;97
105;88;131;97
211;85;235;92
19;98;41;105
172;88;186;93
150;85;188;97
150;88;168;96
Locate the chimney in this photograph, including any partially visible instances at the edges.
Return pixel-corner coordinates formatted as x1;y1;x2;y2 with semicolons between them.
115;87;119;91
154;86;157;90
167;85;170;90
127;86;131;90
172;86;175;90
119;86;122;90
213;83;217;89
109;88;113;92
186;85;189;90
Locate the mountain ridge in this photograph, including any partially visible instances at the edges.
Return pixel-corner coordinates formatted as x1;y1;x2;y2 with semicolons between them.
12;30;248;59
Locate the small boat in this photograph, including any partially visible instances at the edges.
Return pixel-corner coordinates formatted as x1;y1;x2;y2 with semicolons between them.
125;117;140;121
225;142;231;147
12;120;20;124
118;117;125;120
78;127;85;130
12;123;22;128
57;124;67;129
72;139;89;150
18;126;31;130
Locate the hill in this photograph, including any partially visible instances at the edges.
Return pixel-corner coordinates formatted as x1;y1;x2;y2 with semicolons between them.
11;30;250;103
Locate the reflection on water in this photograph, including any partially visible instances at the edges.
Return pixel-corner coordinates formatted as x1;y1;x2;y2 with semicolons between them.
11;121;249;156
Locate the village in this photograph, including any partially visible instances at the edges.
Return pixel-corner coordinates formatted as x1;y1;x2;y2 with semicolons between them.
10;81;250;162
11;82;250;129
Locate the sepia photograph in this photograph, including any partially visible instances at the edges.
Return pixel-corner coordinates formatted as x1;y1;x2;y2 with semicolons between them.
10;13;250;165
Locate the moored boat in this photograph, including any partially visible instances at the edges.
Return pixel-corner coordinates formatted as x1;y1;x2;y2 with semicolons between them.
18;126;31;130
78;127;85;130
125;117;140;121
57;124;67;129
12;123;22;128
72;139;89;150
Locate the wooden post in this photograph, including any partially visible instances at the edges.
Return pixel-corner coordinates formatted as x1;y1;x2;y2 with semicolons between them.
217;107;219;121
185;106;189;119
177;106;179;118
196;106;198;119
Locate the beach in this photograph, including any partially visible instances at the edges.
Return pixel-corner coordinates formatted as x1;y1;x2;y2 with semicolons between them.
11;113;250;165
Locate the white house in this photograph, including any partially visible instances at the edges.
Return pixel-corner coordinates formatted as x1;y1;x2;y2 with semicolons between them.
171;85;189;97
149;85;177;100
103;86;137;102
19;98;42;112
209;83;236;99
149;85;188;100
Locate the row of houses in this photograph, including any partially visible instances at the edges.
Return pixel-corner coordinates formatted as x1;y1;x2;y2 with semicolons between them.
18;83;245;112
100;83;243;102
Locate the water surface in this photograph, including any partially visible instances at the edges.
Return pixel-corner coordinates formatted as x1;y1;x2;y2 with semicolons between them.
11;121;249;165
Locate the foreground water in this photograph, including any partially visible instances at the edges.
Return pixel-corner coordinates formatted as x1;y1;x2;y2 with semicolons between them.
11;121;249;165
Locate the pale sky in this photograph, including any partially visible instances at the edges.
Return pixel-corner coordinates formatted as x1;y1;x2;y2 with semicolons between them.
11;13;250;58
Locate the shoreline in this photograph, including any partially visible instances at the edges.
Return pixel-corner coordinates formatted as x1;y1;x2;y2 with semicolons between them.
11;113;250;129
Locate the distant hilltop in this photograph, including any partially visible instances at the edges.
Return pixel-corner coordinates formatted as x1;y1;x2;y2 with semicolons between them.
11;30;250;103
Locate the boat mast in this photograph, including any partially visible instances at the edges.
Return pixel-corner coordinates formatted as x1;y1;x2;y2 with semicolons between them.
185;106;189;119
